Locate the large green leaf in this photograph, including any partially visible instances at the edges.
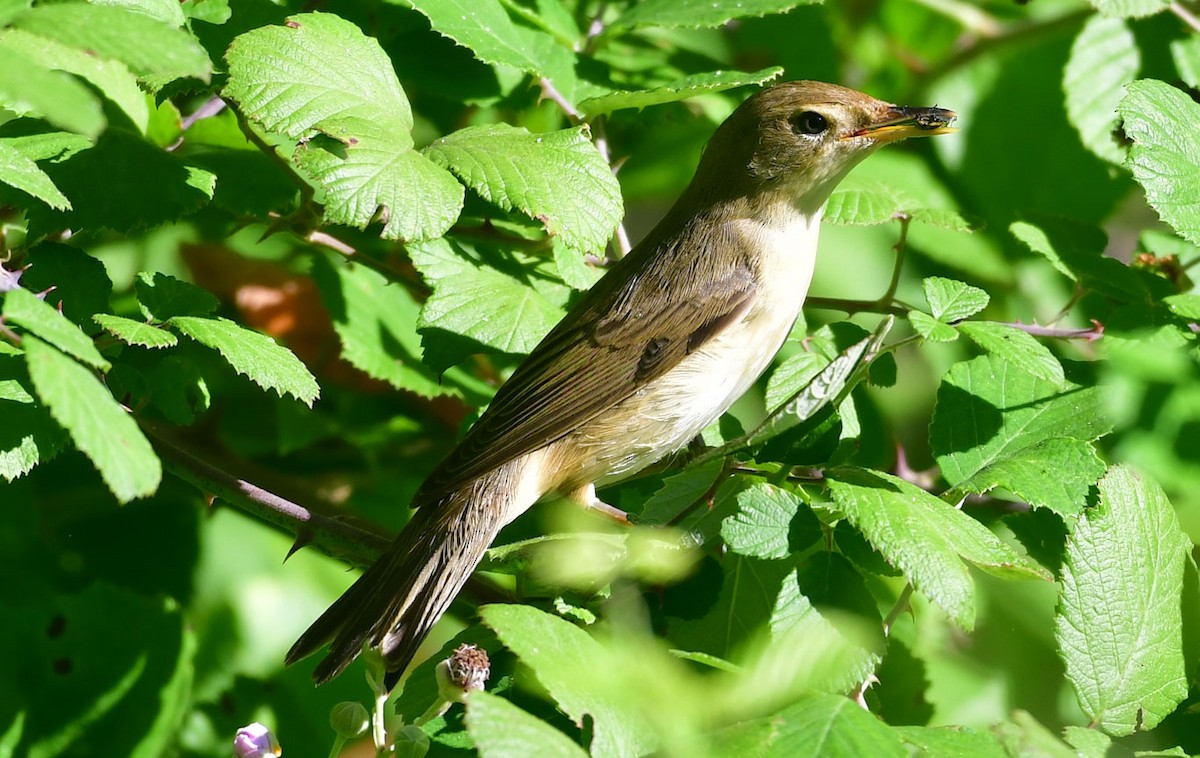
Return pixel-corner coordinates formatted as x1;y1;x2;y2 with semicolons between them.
408;237;569;373
668;555;793;657
0;28;147;133
3;288;108;371
11;2;211;82
168;317;320;406
0;140;69;210
224;12;462;241
1009;217;1162;301
1118;80;1200;245
405;0;574;84
720;483;818;560
0;352;65;481
712;695;906;757
466;691;588;758
923;277;989;322
827;467;1050;629
612;0;819;31
308;256;462;399
931;355;1111;516
1063;16;1139;164
479;604;656;757
134;272;218;322
16;131;215;236
577;68;783;116
424;124;622;253
0;42;104;138
23;337;160;502
1089;0;1168;17
1055;466;1189;735
93;314;177;349
957;322;1064;387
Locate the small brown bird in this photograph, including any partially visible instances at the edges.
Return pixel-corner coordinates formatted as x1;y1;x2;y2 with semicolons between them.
288;81;956;687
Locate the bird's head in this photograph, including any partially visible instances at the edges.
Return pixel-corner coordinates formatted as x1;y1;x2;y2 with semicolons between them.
691;81;956;212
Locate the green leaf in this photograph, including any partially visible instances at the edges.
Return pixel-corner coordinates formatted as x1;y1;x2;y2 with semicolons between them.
712;695;907;757
923;277;989;322
908;311;958;342
637;457;725;526
709;318;892;458
669;554;793;656
823;186;900;226
20;244;113;336
424;124;622;253
827;467;1050;630
224;13;413;142
1063;16;1139;164
308;256;458;399
894;726;1009;757
552;239;605;290
720;483;816;560
1171;35;1200;89
16;131;215;236
93;314;177;349
1119;80;1200;246
97;0;186;27
1089;0;1169;17
958;321;1064;386
1164;293;1200;320
950;437;1106;519
823;185;975;231
225;12;462;242
11;2;211;82
0;28;147;134
466;691;589;758
3;287;109;371
300;144;463;241
931;355;1112;516
0;139;69;209
1056;466;1189;735
1009;217;1161;301
24;337;160;502
906;208;976;232
0;41;104;138
577;67;783;117
0;130;92;164
612;0;819;31
768;556;881;692
764;352;825;412
134;272;218;322
168;316;320;406
479;604;655;757
0;352;66;481
407;0;571;81
3;583;194;755
409;237;570;373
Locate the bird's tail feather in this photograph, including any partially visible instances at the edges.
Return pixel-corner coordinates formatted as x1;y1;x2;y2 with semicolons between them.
286;472;514;687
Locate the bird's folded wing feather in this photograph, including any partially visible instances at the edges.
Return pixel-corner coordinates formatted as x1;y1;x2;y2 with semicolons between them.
414;230;756;506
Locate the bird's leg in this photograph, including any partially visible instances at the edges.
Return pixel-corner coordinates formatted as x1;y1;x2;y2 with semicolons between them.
567;482;630;524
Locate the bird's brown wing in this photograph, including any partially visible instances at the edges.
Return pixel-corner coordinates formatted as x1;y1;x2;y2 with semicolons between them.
414;230;756;505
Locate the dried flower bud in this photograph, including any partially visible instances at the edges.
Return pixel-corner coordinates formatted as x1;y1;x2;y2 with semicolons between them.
435;644;490;703
329;701;369;739
233;722;281;758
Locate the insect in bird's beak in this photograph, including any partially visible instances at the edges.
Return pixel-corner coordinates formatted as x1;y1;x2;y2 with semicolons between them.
846;105;958;143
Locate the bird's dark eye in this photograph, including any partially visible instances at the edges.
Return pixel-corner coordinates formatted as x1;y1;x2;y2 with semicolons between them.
790;110;828;136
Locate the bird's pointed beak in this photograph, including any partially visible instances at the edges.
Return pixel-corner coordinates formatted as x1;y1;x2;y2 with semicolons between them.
846;105;958;143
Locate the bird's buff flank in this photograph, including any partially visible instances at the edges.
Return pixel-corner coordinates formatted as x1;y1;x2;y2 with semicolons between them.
287;81;956;688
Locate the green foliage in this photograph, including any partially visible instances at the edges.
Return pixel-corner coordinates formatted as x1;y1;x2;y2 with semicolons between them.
1056;466;1190;736
2;0;1199;756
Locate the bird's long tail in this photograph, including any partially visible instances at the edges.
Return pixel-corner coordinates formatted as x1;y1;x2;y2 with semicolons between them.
286;470;517;688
